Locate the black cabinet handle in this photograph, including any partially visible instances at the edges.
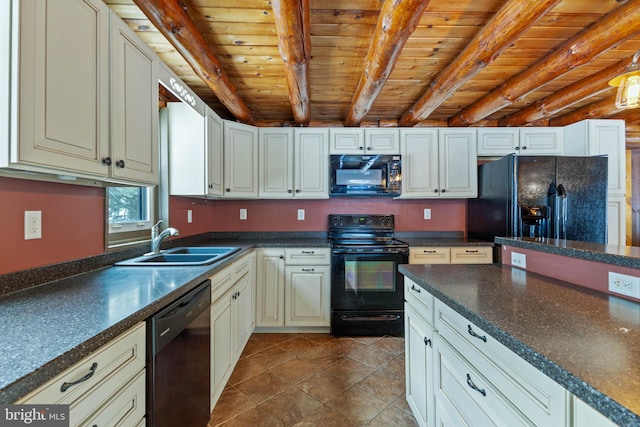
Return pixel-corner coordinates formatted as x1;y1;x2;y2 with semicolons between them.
441;189;446;193
434;189;439;193
295;189;300;193
301;251;315;254
359;146;364;150
61;363;97;392
279;255;284;259
467;324;487;342
521;146;527;150
423;337;431;347
101;157;112;166
411;284;421;293
465;249;479;253
226;188;231;192
288;189;292;193
302;268;315;272
466;373;486;396
115;160;125;168
514;146;520;151
423;250;436;253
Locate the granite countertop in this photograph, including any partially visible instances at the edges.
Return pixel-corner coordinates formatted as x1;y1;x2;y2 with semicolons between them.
0;236;335;403
496;236;640;269
399;263;640;426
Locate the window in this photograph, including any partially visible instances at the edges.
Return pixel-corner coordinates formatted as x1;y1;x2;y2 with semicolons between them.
106;186;157;247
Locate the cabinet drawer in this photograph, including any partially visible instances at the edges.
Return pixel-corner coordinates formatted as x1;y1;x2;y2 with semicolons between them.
410;247;450;264
285;248;330;265
434;338;529;426
435;300;565;426
17;323;145;410
450;247;493;264
79;370;145;427
211;252;253;303
404;278;434;326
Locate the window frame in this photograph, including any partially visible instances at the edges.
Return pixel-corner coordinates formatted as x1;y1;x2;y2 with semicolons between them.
105;185;158;248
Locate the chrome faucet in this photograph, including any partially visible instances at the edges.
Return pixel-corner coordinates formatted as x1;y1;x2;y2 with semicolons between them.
150;220;179;254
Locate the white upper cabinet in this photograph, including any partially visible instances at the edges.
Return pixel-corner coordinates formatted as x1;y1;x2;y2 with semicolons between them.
329;128;399;154
294;128;329;198
110;12;158;184
259;128;328;199
477;127;563;156
259;128;294;198
168;102;206;196
224;121;258;198
563;119;625;196
3;1;159;185
206;108;224;197
8;0;110;177
399;128;477;198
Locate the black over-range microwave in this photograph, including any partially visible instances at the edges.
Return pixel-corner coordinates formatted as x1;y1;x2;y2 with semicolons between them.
329;155;401;197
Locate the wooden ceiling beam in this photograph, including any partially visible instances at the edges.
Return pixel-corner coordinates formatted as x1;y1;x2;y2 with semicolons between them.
549;95;619;127
449;0;640;127
132;0;255;124
271;0;311;126
399;0;561;127
500;56;633;126
344;0;431;126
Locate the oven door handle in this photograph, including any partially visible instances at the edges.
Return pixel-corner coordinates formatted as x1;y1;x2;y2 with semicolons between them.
340;314;402;322
331;248;408;255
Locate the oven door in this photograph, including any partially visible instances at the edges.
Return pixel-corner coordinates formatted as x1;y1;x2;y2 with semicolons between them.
331;248;408;310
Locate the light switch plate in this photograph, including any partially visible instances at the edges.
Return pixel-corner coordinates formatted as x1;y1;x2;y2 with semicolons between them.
424;209;431;220
297;209;305;220
240;208;247;220
187;210;193;223
511;252;526;269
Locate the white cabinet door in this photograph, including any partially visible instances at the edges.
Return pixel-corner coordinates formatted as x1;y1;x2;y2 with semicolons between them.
224;121;258;197
405;304;434;427
477;128;519;156
210;291;233;410
259;128;294;198
110;13;158;184
1;0;11;161
329;128;364;154
256;249;285;327
607;196;626;246
206;108;224;197
438;129;477;198
295;128;329;198
14;0;110;176
285;265;331;327
168;102;205;196
233;271;253;359
519;127;563;155
586;120;625;196
365;128;400;154
572;396;618;427
399;129;439;198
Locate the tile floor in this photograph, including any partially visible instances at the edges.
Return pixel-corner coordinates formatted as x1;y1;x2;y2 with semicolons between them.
208;333;418;427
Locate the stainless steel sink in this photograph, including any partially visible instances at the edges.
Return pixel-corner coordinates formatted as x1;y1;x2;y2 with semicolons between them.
116;246;240;266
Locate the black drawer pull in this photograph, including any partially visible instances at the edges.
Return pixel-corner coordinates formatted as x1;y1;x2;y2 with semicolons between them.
302;268;315;272
301;251;315;254
465;249;479;253
411;285;421;293
467;324;487;342
423;250;436;253
61;362;98;392
466;373;486;396
423;337;431;347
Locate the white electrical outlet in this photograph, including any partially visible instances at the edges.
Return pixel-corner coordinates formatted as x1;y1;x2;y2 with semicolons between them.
511;252;526;269
240;208;247;220
25;211;42;240
608;272;640;298
424;208;431;220
297;209;305;220
187;210;193;223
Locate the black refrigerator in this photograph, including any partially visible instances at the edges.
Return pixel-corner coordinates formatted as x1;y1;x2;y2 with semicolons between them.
467;154;608;243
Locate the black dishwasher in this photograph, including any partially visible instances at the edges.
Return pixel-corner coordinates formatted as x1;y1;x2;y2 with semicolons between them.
148;280;211;427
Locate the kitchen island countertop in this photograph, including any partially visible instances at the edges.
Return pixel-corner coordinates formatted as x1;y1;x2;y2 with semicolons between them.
400;263;640;426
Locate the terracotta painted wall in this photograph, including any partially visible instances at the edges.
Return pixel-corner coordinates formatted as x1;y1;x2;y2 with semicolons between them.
0;177;467;274
175;197;467;232
0;177;104;274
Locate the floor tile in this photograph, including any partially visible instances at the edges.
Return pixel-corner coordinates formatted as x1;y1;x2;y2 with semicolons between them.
325;386;388;425
209;333;417;427
296;370;351;403
234;371;290;405
268;357;321;385
257;386;323;425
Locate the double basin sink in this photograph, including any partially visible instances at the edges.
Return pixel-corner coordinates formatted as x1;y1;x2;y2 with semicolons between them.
116;246;241;266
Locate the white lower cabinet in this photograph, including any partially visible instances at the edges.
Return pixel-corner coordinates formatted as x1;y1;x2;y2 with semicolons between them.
572;396;617;427
405;278;571;427
210;251;256;411
409;246;493;265
16;323;146;427
256;248;331;329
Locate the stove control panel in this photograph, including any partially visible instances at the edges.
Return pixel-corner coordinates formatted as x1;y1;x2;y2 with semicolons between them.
329;214;394;229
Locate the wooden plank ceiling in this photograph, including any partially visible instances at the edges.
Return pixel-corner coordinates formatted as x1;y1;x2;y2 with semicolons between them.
105;0;640;144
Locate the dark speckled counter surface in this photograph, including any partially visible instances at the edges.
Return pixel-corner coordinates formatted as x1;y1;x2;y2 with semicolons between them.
399;263;640;426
